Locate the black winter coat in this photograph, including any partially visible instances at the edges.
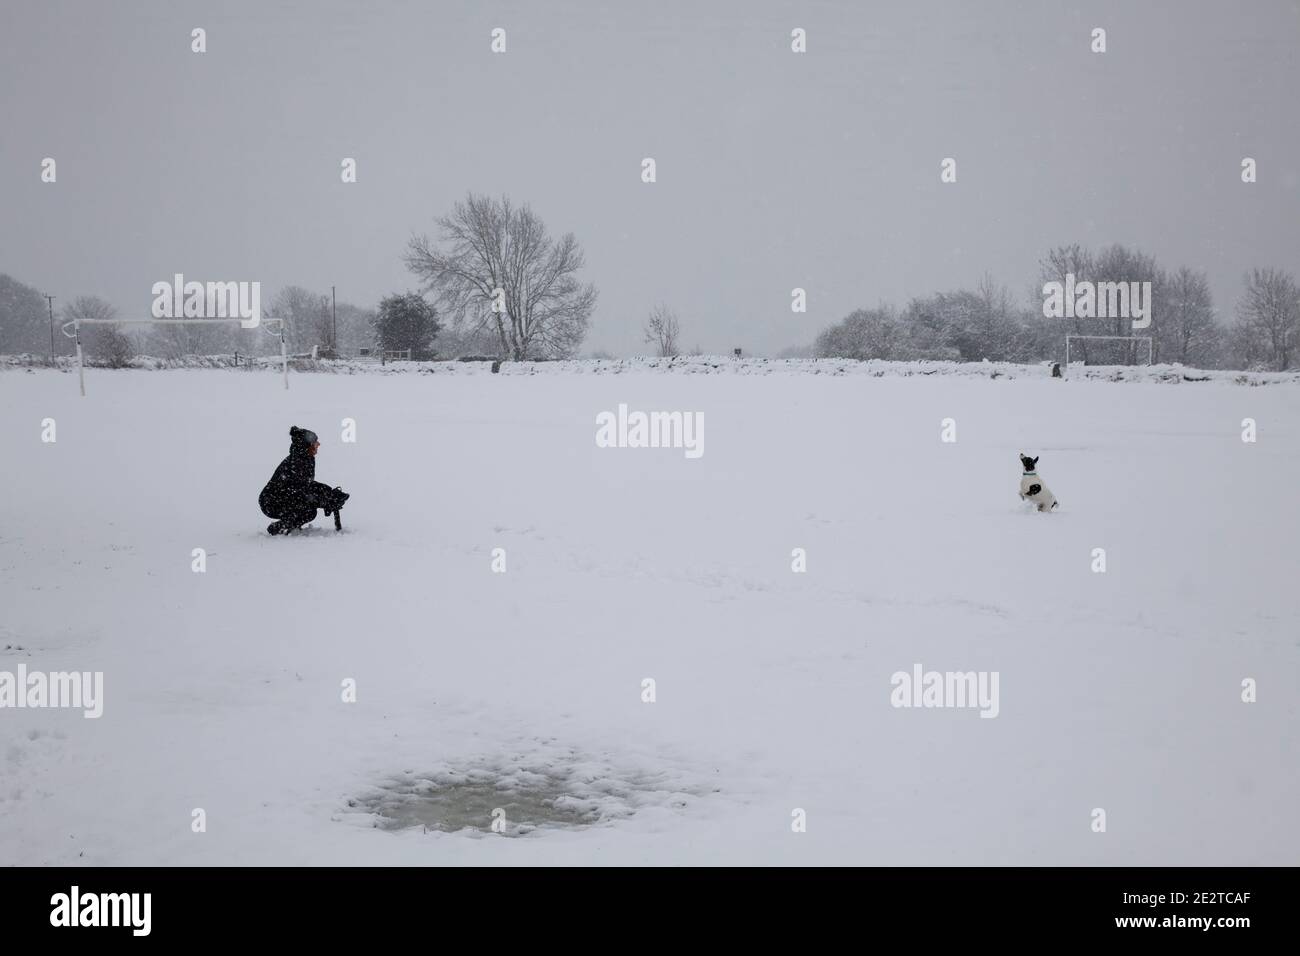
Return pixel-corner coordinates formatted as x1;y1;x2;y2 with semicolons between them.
259;439;334;517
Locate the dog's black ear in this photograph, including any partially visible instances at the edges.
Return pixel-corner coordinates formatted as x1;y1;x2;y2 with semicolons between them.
1032;456;1039;466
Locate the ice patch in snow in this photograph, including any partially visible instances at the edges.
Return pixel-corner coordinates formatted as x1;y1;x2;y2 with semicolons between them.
349;752;707;836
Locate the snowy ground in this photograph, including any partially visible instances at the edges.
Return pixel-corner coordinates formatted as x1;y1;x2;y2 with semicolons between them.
10;351;1300;388
1;364;1297;865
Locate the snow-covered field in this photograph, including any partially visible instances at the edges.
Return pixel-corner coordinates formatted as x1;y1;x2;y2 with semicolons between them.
10;352;1300;387
1;364;1297;865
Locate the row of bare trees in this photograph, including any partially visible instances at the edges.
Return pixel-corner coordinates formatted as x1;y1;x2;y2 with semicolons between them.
4;190;725;364
815;245;1299;371
0;191;601;365
5;209;1294;369
0;283;382;366
1040;244;1295;369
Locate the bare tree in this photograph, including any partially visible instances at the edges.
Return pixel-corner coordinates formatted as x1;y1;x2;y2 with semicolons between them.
1235;268;1298;370
1037;243;1165;363
404;193;597;360
1163;267;1216;366
1094;244;1165;354
643;303;681;357
1038;243;1096;363
1038;244;1094;287
267;286;331;353
970;273;1026;361
64;296;134;367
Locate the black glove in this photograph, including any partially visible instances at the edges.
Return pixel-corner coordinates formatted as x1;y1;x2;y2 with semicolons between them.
324;486;349;515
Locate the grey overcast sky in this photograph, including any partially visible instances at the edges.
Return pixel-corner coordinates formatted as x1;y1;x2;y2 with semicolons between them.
2;0;1297;355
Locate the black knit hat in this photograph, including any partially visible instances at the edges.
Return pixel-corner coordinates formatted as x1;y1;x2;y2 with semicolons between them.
290;426;319;448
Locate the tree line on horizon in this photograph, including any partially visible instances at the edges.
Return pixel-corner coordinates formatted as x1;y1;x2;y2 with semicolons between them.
809;244;1297;371
0;193;597;366
0;207;1295;371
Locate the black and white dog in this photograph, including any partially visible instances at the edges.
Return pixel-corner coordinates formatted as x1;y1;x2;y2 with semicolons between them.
1018;453;1058;512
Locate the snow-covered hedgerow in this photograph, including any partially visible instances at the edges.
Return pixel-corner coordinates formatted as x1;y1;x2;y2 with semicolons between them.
4;352;1299;385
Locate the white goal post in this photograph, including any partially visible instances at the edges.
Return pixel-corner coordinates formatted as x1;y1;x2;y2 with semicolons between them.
1065;335;1153;370
61;316;289;396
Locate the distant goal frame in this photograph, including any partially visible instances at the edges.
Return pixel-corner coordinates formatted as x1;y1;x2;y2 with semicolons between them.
61;316;290;396
1065;335;1153;370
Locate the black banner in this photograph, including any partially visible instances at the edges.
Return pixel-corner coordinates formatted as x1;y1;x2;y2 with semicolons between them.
0;867;1283;941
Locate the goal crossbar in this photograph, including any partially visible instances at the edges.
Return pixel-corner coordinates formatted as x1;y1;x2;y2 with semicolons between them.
65;318;253;325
